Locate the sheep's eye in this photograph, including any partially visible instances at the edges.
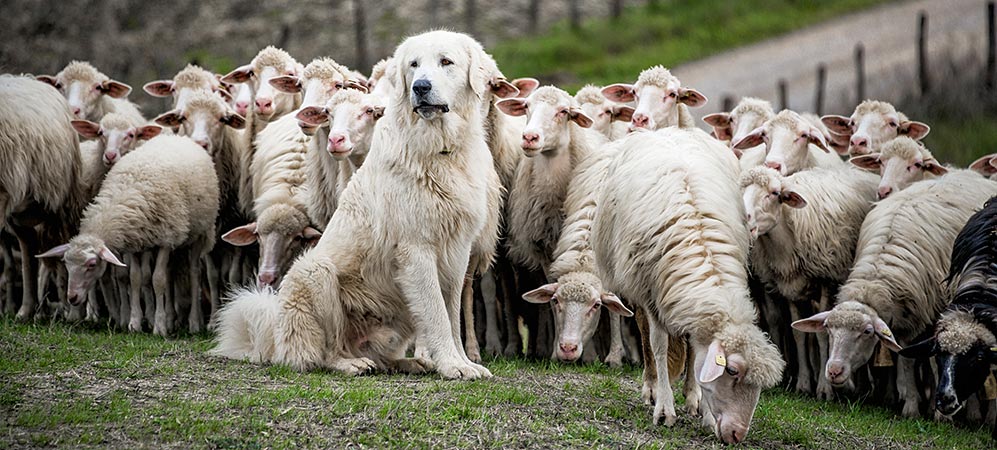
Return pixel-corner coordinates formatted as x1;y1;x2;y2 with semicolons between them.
366;108;374;114
771;191;779;197
888;121;898;128
725;366;739;376
550;296;558;305
848;120;855;128
440;58;453;66
863;328;873;335
335;82;344;89
669;92;677;98
410;61;418;68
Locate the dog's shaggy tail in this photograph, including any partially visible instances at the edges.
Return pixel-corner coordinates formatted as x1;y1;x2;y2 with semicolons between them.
208;286;281;363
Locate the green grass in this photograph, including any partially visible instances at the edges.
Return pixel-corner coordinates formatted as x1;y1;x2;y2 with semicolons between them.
0;318;991;449
489;0;892;89
919;117;997;167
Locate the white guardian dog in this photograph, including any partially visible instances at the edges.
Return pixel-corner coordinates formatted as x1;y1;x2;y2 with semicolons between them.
210;30;501;380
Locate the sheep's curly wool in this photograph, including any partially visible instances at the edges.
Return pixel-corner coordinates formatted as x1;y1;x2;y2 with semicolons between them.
877;136;931;161
173;64;218;90
732;97;774;119
739;166;778;190
574;85;608;106
715;323;785;388
253;46;296;71
58;61;107;84
636;65;678;88
936;310;997;354
303;58;347;82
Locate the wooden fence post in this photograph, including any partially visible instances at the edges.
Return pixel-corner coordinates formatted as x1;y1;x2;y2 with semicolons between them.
814;63;826;115
988;1;995;90
722;95;734;113
918;11;930;95
778;79;788;111
855;43;865;104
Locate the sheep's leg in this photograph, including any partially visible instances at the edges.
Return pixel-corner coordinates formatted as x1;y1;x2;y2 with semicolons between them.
966;394;983;424
13;225;39;321
461;271;481;363
85;290;98;322
141;251;154;326
114;265;129;328
204;255;219;319
227;248;242;287
2;244;15;315
56;268;81;321
100;273;120;326
604;313;625;367
636;307;658;405
481;269;502;357
622;317;641;363
897;356;920;417
127;254;143;332
759;289;783;361
682;340;701;416
788;301;813;394
188;250;205;334
152;248;171;337
815;286;834;400
649;319;676;426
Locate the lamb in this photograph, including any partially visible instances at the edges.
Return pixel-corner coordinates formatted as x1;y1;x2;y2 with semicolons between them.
793;170;997;417
210;30;501;380
703;97;775;168
38;135;218;336
970;153;997;180
574;85;632;141
37;61;144;126
740;166;879;397
591;128;783;444
71;113;163;198
143;64;229;111
1;75;87;321
900;196;997;436
601;65;707;131
849;136;948;199
731;110;842;176
821;100;929;156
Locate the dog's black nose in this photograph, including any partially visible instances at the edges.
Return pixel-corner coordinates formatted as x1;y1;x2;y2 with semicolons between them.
412;79;432;96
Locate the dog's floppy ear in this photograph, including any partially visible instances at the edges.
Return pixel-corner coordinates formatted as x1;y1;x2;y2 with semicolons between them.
466;42;489;100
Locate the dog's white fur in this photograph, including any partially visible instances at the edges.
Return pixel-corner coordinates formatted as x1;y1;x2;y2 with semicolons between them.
210;31;500;379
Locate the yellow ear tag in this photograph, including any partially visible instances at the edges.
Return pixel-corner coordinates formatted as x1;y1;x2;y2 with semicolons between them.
715;354;726;366
990;347;997;352
879;328;892;337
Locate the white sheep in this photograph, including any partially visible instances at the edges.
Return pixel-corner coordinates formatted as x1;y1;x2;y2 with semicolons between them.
71;113;163;198
821;100;929;156
970;153;997;179
37;61;144;126
849;136;949;199
221;46;303;136
38;135;218;336
793;169;997;417
703;97;775;168
592;128;784;444
1;75;87;321
732;110;842;176
143;64;228;111
740;165;879;398
574;85;632;141
601;65;706;131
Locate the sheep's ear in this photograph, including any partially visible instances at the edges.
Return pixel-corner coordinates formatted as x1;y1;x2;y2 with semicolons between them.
922;159;948;176
222;223;258;246
495;98;527;117
512;78;539;98
792;311;830;333
302;226;322;247
36;75;61;89
732;127;765;150
807;128;830;153
346;80;369;93
489;79;519;99
699;340;727;383
898;336;938;359
611;105;634;123
601;83;635;103
568;108;594;128
678;87;707;107
821;115;852;135
221;64;254;84
99;246;126;267
600;293;633;317
779;190;807;208
217;89;233;102
702;113;732;141
143;80;174;97
970;154;997;176
71;120;102;139
849;154;882;171
874;318;902;352
269;75;302;94
154;111;183;128
98;80;132;98
296;106;329;126
522;283;558;304
828;132;851;155
900;121;930;140
370;106;386;120
221;112;246;129
134;125;163;141
36;243;70;259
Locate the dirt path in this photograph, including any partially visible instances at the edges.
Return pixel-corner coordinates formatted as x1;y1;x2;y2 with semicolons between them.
674;0;987;118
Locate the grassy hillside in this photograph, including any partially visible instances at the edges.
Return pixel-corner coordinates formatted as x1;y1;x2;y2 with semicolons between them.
490;0;892;89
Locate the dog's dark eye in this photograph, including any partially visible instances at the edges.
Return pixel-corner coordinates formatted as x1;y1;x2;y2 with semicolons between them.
410;60;418;68
440;58;453;66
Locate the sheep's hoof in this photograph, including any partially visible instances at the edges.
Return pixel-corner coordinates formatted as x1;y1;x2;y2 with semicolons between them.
604;352;624;368
465;346;482;363
901;401;921;418
653;407;677;427
188;319;205;335
502;343;519;357
484;335;502;357
391;357;434;374
794;377;813;394
437;360;492;380
128;319;143;333
816;380;835;401
331;357;378;376
15;308;33;322
641;380;656;405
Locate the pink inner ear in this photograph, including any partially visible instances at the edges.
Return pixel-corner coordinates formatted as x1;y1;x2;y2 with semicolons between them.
698;340;727;383
849;154;882;171
495;99;527;117
821;115;852;135
522;283;558;304
601;84;635;103
143;80;174;97
512;78;540;98
268;76;302;94
296;107;328;126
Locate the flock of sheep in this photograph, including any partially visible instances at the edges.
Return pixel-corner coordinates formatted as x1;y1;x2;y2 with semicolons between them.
2;29;997;444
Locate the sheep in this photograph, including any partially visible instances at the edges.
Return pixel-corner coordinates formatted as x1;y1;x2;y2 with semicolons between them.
38;134;217;335
210;30;501;380
232;84;253;117
36;61;144;126
1;75;87;321
601;65;707;131
71;113;163;197
221;46;303;136
740;166;879;397
703;97;775;168
143;64;228;111
591;128;783;444
970;153;997;180
731;110;842;176
821;100;929;156
574;85;632;141
900;196;997;437
793;170;997;417
849;136;948;199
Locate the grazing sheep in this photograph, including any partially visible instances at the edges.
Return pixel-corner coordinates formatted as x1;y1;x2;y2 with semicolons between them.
592;128;783;444
143;64;228;111
601;66;706;131
38;135;218;336
741;166;879;397
970;153;997;180
900;197;997;436
37;61;144;126
793;171;997;417
574;85;632;141
821;100;929;156
1;75;87;321
849;136;949;199
732;110;842;176
210;30;501;380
